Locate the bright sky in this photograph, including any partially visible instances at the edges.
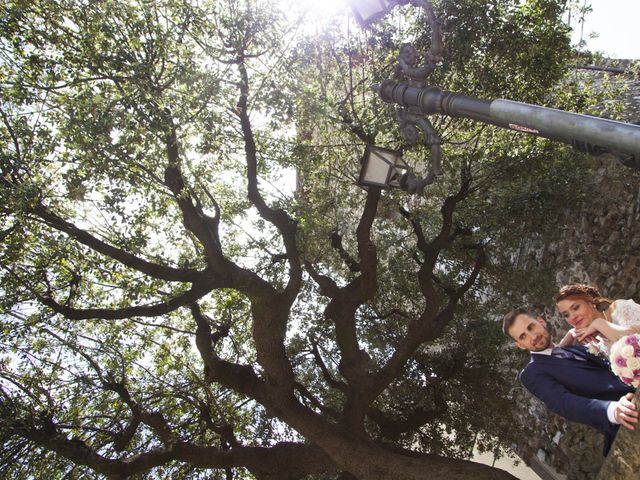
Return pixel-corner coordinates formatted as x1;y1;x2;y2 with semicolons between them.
569;0;640;59
290;0;640;60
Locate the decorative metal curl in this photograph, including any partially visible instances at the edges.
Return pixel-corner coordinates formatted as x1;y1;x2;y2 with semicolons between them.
393;0;445;190
354;0;640;184
397;108;443;189
395;1;443;83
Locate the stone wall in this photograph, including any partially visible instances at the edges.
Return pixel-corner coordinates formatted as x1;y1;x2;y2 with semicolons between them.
515;67;640;480
596;390;640;480
524;161;640;479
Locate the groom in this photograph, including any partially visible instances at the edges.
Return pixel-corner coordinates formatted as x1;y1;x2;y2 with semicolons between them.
503;308;637;455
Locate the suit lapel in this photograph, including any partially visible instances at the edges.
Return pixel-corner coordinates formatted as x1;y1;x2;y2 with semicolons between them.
565;345;610;367
529;345;608;368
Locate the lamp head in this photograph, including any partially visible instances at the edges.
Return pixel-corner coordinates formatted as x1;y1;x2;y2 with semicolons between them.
358;145;408;188
347;0;397;28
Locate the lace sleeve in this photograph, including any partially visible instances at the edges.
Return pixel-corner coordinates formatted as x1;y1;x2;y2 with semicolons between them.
610;299;640;328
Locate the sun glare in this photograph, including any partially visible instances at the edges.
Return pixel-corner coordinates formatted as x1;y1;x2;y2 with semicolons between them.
298;0;348;16
277;0;350;21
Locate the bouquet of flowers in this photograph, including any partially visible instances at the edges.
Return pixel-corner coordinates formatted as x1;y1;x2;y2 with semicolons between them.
610;333;640;388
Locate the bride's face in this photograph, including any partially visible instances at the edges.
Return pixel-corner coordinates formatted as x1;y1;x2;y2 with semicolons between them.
556;297;600;329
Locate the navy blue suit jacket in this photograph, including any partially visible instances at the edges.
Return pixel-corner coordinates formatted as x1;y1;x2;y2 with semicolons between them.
520;345;634;455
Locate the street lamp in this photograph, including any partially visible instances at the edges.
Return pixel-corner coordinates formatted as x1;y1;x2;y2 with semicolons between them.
358;145;408;188
359;145;407;188
359;145;430;194
349;0;446;194
348;0;640;194
347;0;430;29
347;0;396;27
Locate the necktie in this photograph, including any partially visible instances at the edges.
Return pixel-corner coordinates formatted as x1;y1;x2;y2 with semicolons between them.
552;346;586;361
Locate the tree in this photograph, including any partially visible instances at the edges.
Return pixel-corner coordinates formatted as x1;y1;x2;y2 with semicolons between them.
0;0;622;478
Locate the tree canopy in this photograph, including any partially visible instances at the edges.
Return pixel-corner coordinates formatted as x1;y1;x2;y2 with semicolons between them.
0;0;626;478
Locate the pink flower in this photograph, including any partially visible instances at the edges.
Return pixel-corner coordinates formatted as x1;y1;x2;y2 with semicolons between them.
615;356;628;367
609;335;640;385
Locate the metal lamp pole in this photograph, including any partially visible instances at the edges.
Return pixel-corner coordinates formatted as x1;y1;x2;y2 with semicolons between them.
374;80;640;164
348;0;640;193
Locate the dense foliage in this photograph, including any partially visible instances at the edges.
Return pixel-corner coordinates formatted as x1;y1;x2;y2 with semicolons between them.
0;0;625;478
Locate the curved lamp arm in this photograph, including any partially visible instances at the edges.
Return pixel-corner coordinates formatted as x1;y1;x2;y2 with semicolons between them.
396;1;443;82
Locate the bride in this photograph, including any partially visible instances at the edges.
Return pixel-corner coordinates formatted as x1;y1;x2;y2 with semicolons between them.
556;283;640;353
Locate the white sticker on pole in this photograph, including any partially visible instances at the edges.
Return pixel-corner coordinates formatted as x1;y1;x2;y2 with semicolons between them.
509;123;540;134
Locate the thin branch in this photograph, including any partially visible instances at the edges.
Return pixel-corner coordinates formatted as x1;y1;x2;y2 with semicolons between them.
330;230;361;273
30;203;202;283
0;108;21;164
236;57;302;303
190;303;264;401
37;281;216;320
310;339;347;393
304;262;339;298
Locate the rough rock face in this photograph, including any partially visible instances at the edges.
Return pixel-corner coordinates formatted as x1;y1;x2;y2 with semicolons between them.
515;67;640;480
553;152;640;302
525;159;640;480
597;390;640;480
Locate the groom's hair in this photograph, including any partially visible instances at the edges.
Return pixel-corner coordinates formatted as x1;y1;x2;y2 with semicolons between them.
502;307;537;337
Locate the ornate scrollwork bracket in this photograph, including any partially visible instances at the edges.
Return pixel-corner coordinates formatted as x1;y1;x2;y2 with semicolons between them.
392;1;445;190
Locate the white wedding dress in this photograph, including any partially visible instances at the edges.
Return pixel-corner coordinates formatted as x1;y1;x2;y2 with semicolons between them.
591;299;640;355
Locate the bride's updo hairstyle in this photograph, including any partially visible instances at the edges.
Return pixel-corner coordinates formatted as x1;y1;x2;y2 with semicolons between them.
555;284;612;311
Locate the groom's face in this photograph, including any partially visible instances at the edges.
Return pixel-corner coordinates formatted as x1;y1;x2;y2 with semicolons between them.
508;314;551;352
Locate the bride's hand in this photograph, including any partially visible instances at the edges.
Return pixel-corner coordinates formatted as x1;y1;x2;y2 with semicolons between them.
557;328;578;347
575;324;599;343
